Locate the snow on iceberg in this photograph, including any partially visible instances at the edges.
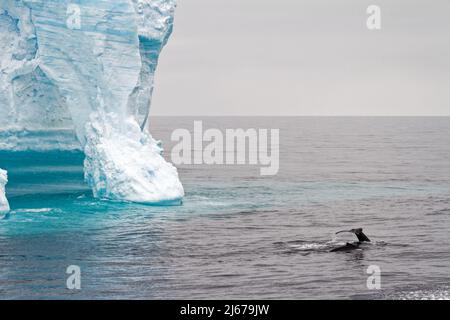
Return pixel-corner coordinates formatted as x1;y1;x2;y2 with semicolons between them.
0;0;184;204
0;169;10;213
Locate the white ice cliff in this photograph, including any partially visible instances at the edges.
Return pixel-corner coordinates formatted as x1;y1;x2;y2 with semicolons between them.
0;168;9;213
0;0;184;203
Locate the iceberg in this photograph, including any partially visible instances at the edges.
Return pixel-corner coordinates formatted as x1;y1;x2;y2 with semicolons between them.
0;0;184;203
0;168;9;213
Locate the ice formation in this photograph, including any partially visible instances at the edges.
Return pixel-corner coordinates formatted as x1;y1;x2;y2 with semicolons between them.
0;0;184;203
0;169;9;213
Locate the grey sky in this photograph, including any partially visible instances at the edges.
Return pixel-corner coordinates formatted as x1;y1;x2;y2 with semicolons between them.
151;0;450;116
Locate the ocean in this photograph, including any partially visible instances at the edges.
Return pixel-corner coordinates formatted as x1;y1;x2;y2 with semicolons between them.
0;117;449;299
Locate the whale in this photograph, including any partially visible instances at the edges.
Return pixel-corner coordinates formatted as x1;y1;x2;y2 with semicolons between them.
330;228;371;252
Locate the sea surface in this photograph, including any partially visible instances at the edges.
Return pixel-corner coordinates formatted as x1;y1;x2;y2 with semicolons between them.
0;117;449;299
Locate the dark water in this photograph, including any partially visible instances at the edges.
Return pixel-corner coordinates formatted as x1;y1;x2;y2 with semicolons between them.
0;117;449;299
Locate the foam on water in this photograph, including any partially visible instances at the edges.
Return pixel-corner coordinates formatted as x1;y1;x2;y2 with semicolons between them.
392;288;450;300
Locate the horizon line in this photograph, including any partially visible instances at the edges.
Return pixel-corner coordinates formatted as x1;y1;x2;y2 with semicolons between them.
149;115;450;117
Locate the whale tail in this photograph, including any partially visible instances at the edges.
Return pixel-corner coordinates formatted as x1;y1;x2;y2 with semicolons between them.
336;228;371;242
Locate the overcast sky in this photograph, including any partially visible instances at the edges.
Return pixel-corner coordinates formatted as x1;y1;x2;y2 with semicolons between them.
151;0;450;116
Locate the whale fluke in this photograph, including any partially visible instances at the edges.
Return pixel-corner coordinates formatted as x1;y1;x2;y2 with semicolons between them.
336;228;371;242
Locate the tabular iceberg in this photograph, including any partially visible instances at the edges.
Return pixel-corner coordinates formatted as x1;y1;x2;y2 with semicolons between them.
0;0;184;204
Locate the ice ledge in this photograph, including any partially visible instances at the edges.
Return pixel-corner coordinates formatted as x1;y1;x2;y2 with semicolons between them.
0;129;81;151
